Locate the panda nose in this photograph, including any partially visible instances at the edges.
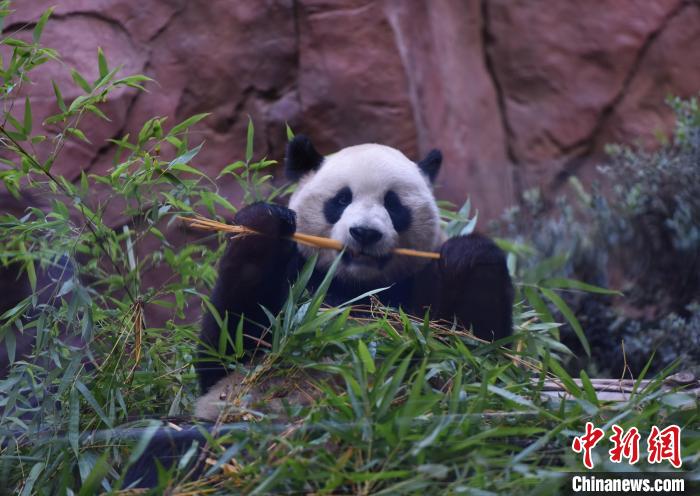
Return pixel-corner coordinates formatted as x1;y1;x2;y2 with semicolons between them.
350;226;383;246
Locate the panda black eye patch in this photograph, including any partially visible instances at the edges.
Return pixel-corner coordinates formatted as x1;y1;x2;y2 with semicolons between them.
323;186;352;224
384;190;412;232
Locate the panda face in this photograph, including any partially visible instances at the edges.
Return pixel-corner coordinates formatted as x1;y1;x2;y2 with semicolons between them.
288;144;443;283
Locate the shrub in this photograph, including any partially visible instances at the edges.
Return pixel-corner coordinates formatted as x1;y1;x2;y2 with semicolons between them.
499;96;700;376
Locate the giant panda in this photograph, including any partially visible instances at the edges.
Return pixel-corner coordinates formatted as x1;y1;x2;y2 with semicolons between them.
196;136;513;394
124;136;513;487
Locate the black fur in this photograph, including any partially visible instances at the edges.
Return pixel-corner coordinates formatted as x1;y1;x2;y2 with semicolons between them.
384;190;412;232
285;135;324;180
122;424;212;489
0;192;54;379
435;233;513;340
0;241;76;379
323;186;352;224
196;203;297;392
417;149;442;183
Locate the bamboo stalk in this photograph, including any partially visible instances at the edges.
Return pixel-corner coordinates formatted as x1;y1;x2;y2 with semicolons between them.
536;374;699;404
179;215;441;260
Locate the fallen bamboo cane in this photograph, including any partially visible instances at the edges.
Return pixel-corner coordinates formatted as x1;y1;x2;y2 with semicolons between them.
178;215;441;260
536;373;700;404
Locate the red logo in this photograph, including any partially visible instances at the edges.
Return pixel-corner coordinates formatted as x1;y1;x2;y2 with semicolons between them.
609;424;641;464
572;423;683;469
572;422;605;469
647;425;682;468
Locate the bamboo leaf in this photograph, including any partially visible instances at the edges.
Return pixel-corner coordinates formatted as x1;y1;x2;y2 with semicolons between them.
169;113;211;136
67;127;91;143
245;115;254;163
75;380;112;428
68;386;80;456
71;69;92;93
234;313;244;359
546;355;582;396
85;104;110;121
3;331;15;364
357;339;376;374
77;453;109;496
23;96;32;135
126;423;161;465
524;286;554;325
32;7;53;44
19;242;36;292
376;352;413;419
168;143;203;167
19;463;44;496
541;287;590;356
487;384;535;408
543;277;621;295
579;370;599;406
97;47;108;79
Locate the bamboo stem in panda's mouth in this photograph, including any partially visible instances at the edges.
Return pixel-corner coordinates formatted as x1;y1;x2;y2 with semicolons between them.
178;215;441;260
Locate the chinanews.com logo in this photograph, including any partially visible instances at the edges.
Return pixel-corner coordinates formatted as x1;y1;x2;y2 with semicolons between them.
568;422;692;494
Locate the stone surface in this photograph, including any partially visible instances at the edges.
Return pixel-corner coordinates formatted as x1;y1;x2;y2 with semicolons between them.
297;0;418;157
384;0;514;219
8;0;700;220
597;3;700;154
486;0;685;191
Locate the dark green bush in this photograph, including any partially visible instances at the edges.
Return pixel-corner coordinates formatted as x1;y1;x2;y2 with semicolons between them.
500;96;700;376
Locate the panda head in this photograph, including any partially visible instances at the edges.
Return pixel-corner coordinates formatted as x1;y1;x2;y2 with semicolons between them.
286;135;444;283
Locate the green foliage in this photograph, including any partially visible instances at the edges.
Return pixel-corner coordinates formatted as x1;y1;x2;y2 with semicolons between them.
438;198;478;238
0;6;279;492
116;266;698;494
600;95;700;309
0;6;696;494
500;95;700;376
440;197;609;358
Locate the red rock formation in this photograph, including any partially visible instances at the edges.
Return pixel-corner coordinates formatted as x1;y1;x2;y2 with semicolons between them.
9;0;700;221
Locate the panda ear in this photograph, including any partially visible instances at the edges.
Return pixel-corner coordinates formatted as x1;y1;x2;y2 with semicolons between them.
285;135;324;181
417;149;442;183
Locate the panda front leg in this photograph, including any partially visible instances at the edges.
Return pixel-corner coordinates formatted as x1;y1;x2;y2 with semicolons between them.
434;233;514;341
197;202;298;393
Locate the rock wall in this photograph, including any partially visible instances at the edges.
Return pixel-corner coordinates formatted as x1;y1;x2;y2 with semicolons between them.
11;0;700;221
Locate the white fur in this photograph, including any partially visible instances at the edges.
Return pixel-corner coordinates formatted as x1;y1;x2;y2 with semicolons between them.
288;144;443;283
195;369;327;421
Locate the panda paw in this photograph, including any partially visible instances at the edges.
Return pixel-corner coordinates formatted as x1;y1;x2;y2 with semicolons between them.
233;202;297;238
219;203;297;268
438;233;506;276
437;233;513;340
